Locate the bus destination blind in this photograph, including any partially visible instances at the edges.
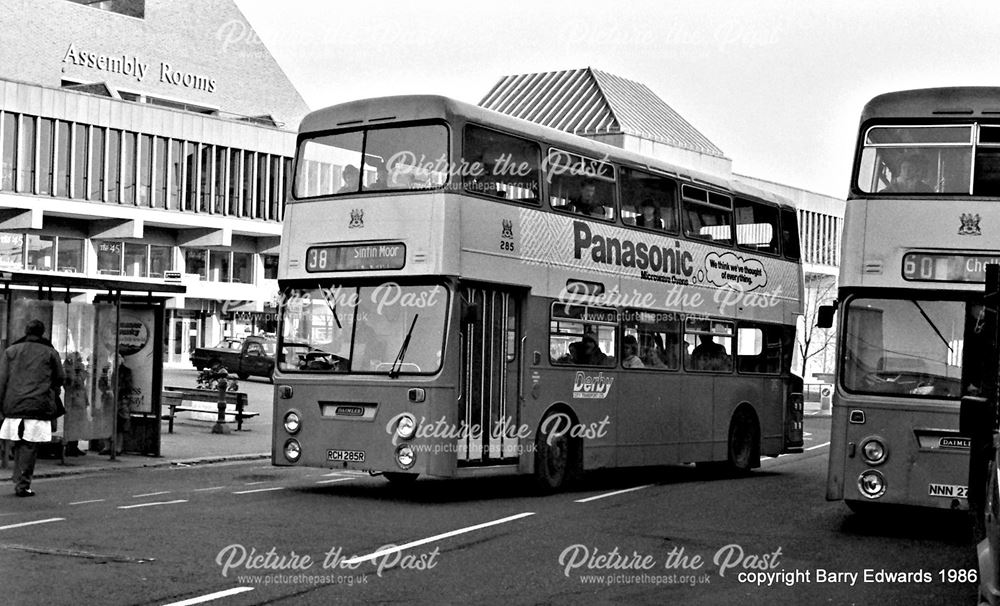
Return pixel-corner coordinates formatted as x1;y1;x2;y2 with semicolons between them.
902;252;1000;283
306;242;406;272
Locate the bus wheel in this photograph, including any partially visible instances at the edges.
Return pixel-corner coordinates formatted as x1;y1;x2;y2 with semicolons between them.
534;412;574;492
727;409;759;475
383;472;418;485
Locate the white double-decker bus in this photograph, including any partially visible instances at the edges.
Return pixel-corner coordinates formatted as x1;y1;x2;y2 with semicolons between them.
272;95;804;489
826;87;1000;511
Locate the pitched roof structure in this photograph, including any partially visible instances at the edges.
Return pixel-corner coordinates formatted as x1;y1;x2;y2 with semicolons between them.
479;67;725;158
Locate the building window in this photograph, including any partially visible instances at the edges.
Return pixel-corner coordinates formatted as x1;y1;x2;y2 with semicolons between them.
0;234;23;269
106;129;121;204
89;127;105;201
72;124;87;199
153;136;167;208
214;146;227;214
169;139;182;210
57;237;84;273
38;118;53;195
55;121;71;197
97;240;123;275
199;144;213;212
269;155;282;221
149;245;172;278
228;148;241;216
256;153;268;219
184;248;207;280
263;254;279;279
26;235;54;271
17;115;35;193
242;151;254;217
184;142;198;211
209;250;230;282
232;252;253;283
1;112;16;191
122;131;137;204
138;134;152;206
124;242;147;277
65;0;146;18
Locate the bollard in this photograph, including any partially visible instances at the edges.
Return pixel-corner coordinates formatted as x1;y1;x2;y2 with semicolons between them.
212;378;230;434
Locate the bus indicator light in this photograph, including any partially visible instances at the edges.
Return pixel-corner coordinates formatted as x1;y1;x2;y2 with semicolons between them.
284;439;302;463
861;438;887;465
396;445;416;469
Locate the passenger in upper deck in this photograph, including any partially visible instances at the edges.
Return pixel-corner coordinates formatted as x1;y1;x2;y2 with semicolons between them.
885;156;932;193
635;198;665;230
338;164;360;193
567;179;606;218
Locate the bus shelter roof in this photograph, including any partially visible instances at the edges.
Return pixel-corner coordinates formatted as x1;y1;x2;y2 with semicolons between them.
0;271;187;295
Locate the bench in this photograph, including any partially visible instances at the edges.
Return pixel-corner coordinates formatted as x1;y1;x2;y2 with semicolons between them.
161;388;258;433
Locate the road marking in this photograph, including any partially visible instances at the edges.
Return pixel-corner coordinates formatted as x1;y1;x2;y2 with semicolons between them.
69;499;106;506
0;518;65;531
315;478;354;485
342;512;536;566
243;481;267;486
806;441;831;451
194;486;225;492
133;491;172;498
575;484;653;503
233;487;284;495
118;499;188;510
161;587;254;606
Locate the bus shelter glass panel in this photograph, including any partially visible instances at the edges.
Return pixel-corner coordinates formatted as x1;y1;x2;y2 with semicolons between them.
840;298;985;399
278;283;448;375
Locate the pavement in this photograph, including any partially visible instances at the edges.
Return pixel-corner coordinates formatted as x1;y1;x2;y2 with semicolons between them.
6;392;829;479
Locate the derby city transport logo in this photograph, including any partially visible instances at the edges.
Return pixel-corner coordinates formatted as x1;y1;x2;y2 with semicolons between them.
573;371;614;399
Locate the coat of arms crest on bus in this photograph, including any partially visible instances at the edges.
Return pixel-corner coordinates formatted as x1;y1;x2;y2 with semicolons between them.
958;213;982;236
501;219;514;240
349;208;364;229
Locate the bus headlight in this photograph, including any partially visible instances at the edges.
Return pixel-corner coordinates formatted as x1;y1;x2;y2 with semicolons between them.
395;444;416;470
861;438;887;465
395;413;417;440
284;411;301;434
858;470;886;499
284;439;301;463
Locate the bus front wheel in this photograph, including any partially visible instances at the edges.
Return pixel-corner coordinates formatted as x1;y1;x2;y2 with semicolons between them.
534;412;575;492
727;409;759;475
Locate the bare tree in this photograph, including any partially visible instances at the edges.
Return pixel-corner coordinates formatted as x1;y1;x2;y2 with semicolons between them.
798;273;838;379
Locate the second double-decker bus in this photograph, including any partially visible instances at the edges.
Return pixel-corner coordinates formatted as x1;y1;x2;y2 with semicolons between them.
825;87;1000;512
272;95;804;489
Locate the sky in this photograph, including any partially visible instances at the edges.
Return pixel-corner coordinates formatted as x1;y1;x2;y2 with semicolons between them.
232;0;1000;199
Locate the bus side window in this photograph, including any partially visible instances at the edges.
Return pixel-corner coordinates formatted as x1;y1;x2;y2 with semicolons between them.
463;125;541;203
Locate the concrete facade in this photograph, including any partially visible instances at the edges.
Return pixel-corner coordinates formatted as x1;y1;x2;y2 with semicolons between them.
0;0;310;365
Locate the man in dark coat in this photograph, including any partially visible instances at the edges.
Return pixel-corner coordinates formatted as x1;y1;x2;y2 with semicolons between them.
0;320;64;497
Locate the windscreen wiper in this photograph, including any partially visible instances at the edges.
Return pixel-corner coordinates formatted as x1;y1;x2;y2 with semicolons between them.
389;315;419;378
911;300;952;352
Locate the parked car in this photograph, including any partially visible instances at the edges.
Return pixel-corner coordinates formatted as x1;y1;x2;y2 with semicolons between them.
190;335;276;381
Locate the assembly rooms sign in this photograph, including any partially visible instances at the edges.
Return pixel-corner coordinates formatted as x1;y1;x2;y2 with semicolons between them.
62;43;217;93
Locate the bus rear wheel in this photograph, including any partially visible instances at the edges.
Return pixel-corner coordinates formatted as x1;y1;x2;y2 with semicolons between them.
727;409;759;475
534;412;574;492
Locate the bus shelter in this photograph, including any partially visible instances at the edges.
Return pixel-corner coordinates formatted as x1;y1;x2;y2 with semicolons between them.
0;271;185;458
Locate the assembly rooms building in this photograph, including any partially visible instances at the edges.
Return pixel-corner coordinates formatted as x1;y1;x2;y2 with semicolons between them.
0;0;309;364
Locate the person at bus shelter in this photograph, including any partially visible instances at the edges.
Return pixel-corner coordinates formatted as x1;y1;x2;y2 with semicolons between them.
691;334;728;371
885;156;932;193
621;335;645;368
567;179;606;218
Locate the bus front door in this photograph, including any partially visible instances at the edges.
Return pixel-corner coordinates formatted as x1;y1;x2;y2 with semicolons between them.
457;286;521;466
